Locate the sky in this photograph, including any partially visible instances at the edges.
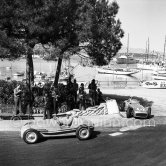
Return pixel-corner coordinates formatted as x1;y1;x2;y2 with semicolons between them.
114;0;166;53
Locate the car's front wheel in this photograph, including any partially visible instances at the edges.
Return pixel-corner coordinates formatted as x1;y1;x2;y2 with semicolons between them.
76;126;91;140
23;129;40;144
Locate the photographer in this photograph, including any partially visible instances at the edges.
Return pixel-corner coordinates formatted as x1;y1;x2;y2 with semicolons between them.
14;83;23;115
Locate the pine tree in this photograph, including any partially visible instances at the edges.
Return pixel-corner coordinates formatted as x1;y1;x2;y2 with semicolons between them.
86;0;124;65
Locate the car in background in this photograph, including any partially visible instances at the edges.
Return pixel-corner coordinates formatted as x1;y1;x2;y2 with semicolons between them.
121;98;151;119
21;112;94;144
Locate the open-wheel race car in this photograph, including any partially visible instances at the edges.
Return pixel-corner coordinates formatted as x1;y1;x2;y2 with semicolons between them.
121;98;151;119
21;112;94;144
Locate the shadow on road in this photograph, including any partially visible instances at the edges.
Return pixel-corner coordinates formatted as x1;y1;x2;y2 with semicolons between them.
90;131;101;139
37;131;101;143
135;115;154;119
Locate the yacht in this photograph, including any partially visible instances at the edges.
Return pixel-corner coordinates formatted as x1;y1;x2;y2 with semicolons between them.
152;68;166;80
116;55;139;64
13;72;24;76
96;67;139;75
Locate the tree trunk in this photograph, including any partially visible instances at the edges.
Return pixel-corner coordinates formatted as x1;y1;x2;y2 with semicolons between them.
26;47;34;88
54;56;63;88
26;46;34;114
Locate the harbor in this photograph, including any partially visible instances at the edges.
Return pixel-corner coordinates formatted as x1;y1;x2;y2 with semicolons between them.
0;57;164;88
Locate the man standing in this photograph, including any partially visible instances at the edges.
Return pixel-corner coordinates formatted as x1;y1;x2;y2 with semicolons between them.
88;79;97;106
21;86;34;116
73;79;78;107
78;83;86;110
14;84;22;115
96;88;103;105
51;87;59;114
66;76;74;110
43;92;52;119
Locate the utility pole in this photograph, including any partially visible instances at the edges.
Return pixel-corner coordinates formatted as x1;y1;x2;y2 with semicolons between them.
127;33;129;55
145;41;147;62
147;37;150;62
163;35;166;62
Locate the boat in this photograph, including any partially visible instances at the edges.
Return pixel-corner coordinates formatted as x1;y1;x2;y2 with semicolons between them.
152;68;166;80
96;67;139;75
48;71;74;85
116;55;139;64
137;62;163;70
153;68;166;75
34;72;48;86
35;72;47;80
116;34;139;65
141;80;166;89
13;72;24;76
5;76;11;81
48;61;75;84
6;66;11;70
152;75;166;80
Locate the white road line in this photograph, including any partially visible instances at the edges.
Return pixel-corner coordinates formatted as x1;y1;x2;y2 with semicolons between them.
109;132;123;136
109;126;143;137
120;125;142;132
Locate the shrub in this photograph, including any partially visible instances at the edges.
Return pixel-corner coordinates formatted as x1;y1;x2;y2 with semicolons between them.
0;80;68;104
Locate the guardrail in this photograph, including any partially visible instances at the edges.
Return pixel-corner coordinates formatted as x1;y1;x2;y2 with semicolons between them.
80;80;141;89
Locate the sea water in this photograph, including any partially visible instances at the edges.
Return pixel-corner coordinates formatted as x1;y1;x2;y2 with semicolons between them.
0;58;153;88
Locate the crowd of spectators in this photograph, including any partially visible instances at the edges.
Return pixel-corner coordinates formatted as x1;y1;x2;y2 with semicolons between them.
13;77;104;119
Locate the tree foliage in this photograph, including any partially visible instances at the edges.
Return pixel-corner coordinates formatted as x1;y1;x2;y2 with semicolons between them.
0;29;25;60
86;0;124;65
33;43;58;61
0;0;124;87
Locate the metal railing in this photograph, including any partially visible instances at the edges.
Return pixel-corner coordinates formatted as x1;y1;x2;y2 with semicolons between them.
81;80;141;89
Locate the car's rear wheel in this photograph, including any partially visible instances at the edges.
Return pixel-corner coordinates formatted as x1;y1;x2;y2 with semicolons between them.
147;107;151;119
76;126;90;140
23;129;40;144
126;108;132;118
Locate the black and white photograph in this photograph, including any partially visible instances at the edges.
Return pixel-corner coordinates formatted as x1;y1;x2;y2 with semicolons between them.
0;0;166;166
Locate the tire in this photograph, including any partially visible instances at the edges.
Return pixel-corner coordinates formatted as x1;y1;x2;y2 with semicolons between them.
11;115;21;121
76;126;91;140
147;107;151;119
126;108;132;118
23;129;40;144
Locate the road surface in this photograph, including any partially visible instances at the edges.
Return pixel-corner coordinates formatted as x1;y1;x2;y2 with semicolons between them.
0;126;166;166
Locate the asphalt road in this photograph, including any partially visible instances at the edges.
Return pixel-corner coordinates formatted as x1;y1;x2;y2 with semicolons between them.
0;126;166;166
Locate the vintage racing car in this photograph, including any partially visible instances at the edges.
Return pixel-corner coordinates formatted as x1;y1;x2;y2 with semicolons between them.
21;112;94;144
121;98;151;119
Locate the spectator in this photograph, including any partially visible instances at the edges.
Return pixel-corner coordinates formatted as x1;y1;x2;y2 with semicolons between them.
96;88;103;105
51;87;59;114
66;76;74;110
66;76;73;95
14;83;23;115
38;82;43;96
88;79;97;106
43;92;52;119
21;88;29;114
73;79;78;107
78;83;86;110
